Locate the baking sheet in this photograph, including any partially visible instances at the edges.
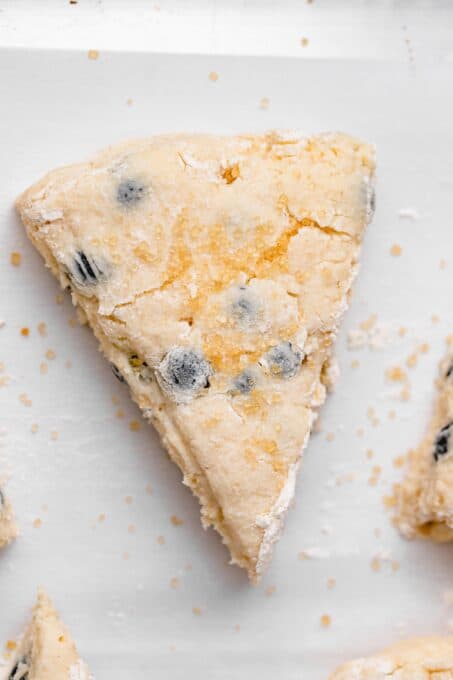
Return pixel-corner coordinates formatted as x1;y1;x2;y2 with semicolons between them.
0;47;452;679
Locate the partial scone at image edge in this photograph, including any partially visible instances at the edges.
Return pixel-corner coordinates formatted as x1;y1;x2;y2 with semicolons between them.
394;345;453;542
16;130;375;581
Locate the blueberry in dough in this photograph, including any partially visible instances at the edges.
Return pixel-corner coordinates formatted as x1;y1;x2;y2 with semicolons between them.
161;347;211;393
231;286;257;324
70;251;104;286
233;370;255;394
264;341;302;379
433;421;453;461
117;179;146;206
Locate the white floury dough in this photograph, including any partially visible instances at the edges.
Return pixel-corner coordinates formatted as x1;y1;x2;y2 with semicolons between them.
16;131;375;581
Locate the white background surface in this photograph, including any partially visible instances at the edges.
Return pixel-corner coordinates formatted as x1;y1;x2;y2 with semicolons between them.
0;3;453;679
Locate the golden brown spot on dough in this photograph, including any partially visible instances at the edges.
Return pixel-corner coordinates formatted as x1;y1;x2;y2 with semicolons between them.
10;252;21;266
171;514;184;527
221;163;240;184
133;242;157;264
386;366;407;382
20;327;29;337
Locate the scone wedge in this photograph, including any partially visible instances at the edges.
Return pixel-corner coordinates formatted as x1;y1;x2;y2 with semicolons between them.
1;589;91;680
17;131;375;580
329;636;453;679
394;346;453;541
0;489;17;549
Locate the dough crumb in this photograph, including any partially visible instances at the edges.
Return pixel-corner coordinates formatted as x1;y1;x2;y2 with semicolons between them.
390;243;402;256
20;327;30;337
10;252;21;266
37;322;47;336
88;49;99;60
208;71;218;82
320;614;331;628
171;514;184;527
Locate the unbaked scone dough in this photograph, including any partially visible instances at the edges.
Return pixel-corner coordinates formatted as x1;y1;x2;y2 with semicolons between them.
0;589;92;680
16;131;375;581
329;636;453;679
0;488;17;549
394;346;453;541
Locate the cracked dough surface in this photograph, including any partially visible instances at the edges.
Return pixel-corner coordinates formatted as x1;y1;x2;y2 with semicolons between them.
16;131;375;580
0;489;17;549
395;347;453;541
329;637;453;679
0;589;91;680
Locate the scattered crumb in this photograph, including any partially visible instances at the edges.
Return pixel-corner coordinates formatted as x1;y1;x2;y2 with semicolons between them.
259;97;270;110
391;560;400;572
170;577;180;589
45;349;56;360
20;327;30;337
10;252;21;266
374;528;381;538
300;37;309;47
128;524;136;534
208;71;218;82
111;395;119;405
171;515;184;527
37;322;47;337
55;293;64;304
126;98;134;106
98;513;106;523
390;244;402;256
234;624;241;632
388;410;396;420
33;518;42;529
326;432;335;442
122;552;129;560
31;423;39;433
356;427;364;438
398;326;407;337
360;314;377;332
327;578;336;590
129;419;141;431
351;359;360;369
64;360;72;369
68;318;77;328
383;494;396;508
400;387;411;401
116;409;125;419
192;607;203;616
419;342;430;354
145;483;152;495
320;614;331;628
19;393;32;407
50;431;59;441
265;585;276;597
40;362;48;375
157;535;165;545
431;314;440;324
366;448;374;460
6;640;17;651
124;495;133;505
386;366;407;383
393;455;405;468
440;259;447;269
88;49;99;60
406;353;417;368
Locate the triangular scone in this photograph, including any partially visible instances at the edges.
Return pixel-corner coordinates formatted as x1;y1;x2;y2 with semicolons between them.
17;131;375;580
329;637;453;679
1;589;92;680
394;346;453;542
0;488;17;549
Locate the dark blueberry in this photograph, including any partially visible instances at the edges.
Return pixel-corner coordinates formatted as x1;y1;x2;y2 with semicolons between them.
233;370;255;394
446;363;453;379
8;657;29;680
231;286;257;324
111;364;126;384
117;179;146;206
162;348;211;392
433;421;453;461
70;251;104;286
264;341;302;379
